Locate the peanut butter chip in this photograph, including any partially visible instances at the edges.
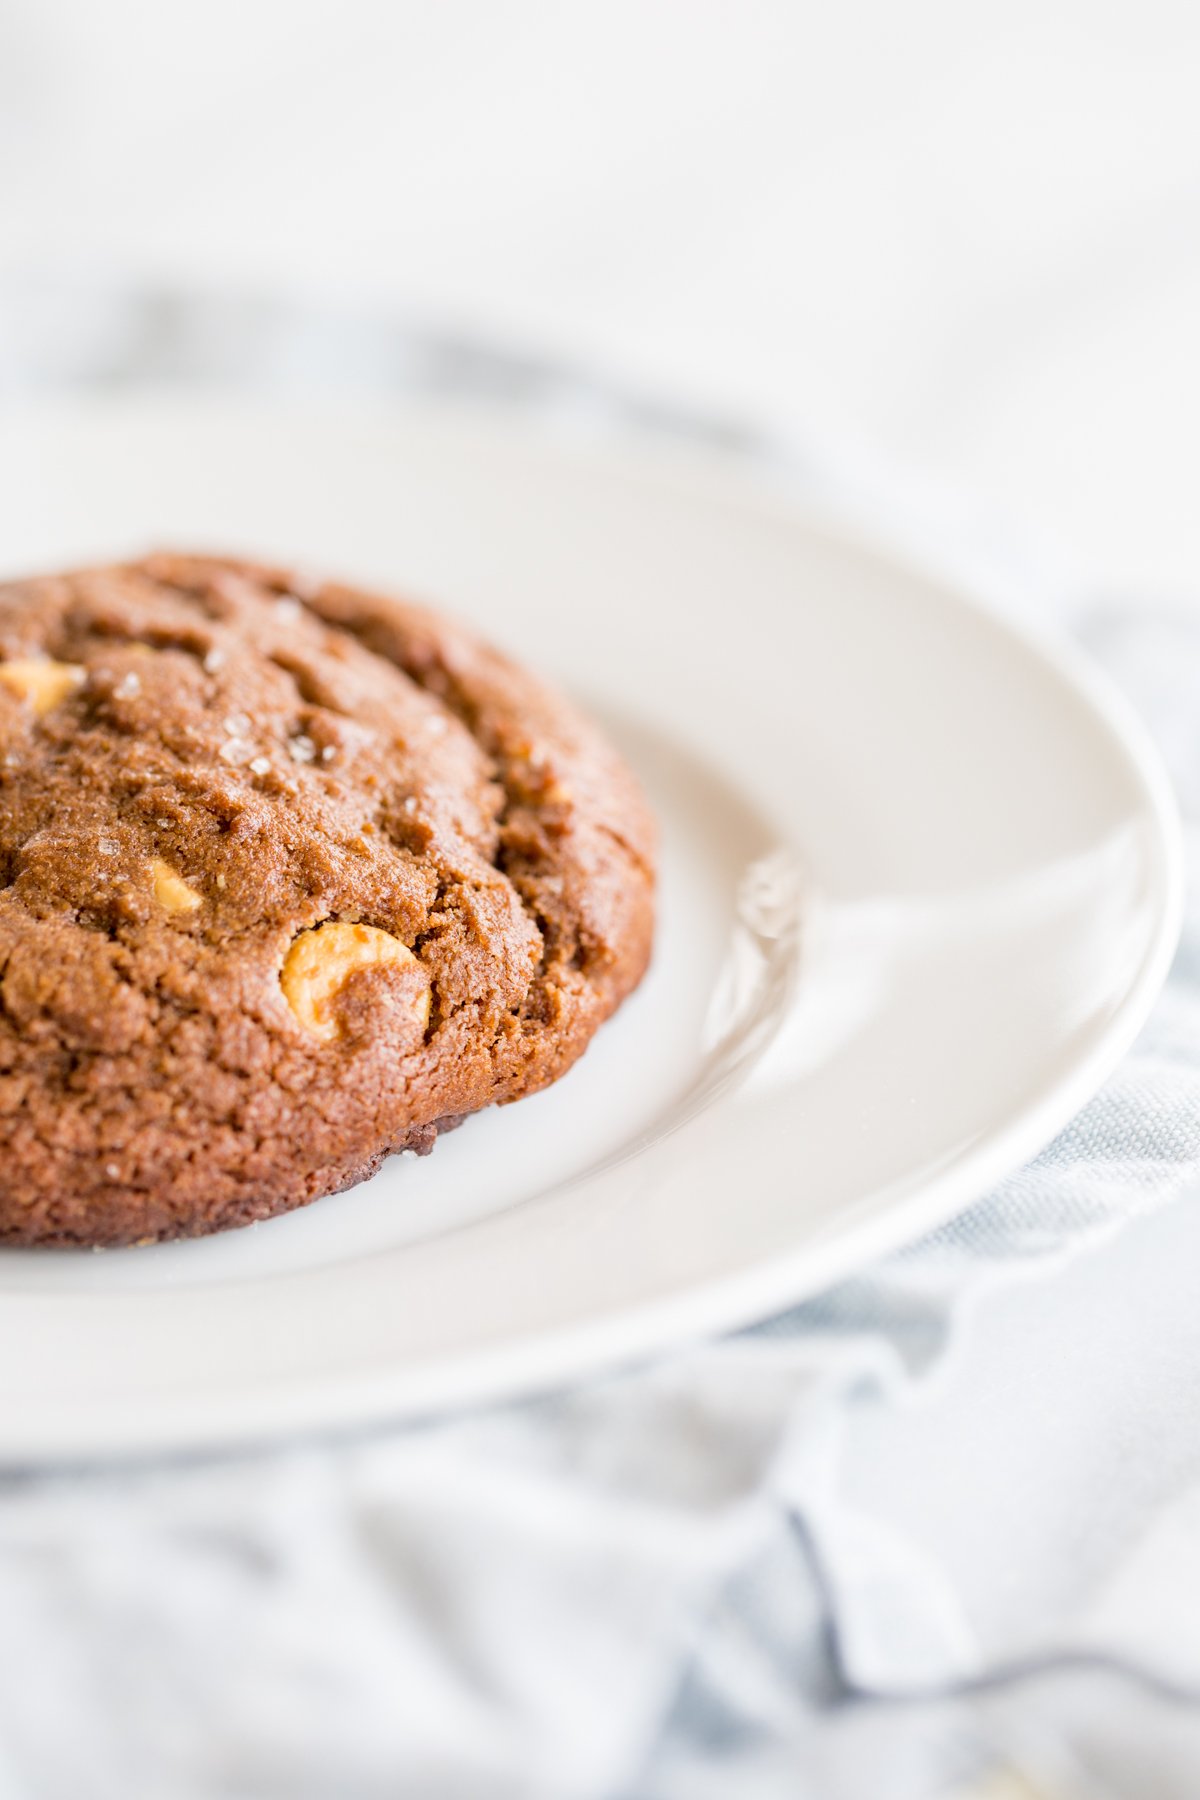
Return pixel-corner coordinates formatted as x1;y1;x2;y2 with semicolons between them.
0;659;85;716
148;859;202;914
280;922;430;1042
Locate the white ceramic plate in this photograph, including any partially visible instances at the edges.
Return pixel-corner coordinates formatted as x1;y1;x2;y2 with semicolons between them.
0;395;1181;1462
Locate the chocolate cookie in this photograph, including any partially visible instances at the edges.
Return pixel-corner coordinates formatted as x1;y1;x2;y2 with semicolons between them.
0;554;655;1245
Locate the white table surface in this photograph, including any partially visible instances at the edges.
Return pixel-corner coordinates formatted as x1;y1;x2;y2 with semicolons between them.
4;0;1200;591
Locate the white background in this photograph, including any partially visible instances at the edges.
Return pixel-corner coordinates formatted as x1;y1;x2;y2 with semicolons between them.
3;0;1200;589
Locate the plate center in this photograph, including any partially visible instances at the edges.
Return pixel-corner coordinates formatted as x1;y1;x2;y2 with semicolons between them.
0;712;794;1293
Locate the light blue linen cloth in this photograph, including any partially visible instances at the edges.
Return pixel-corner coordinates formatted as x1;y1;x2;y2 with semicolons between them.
1;292;1199;1800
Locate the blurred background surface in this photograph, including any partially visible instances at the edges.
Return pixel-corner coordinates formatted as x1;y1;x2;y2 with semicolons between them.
3;0;1200;589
